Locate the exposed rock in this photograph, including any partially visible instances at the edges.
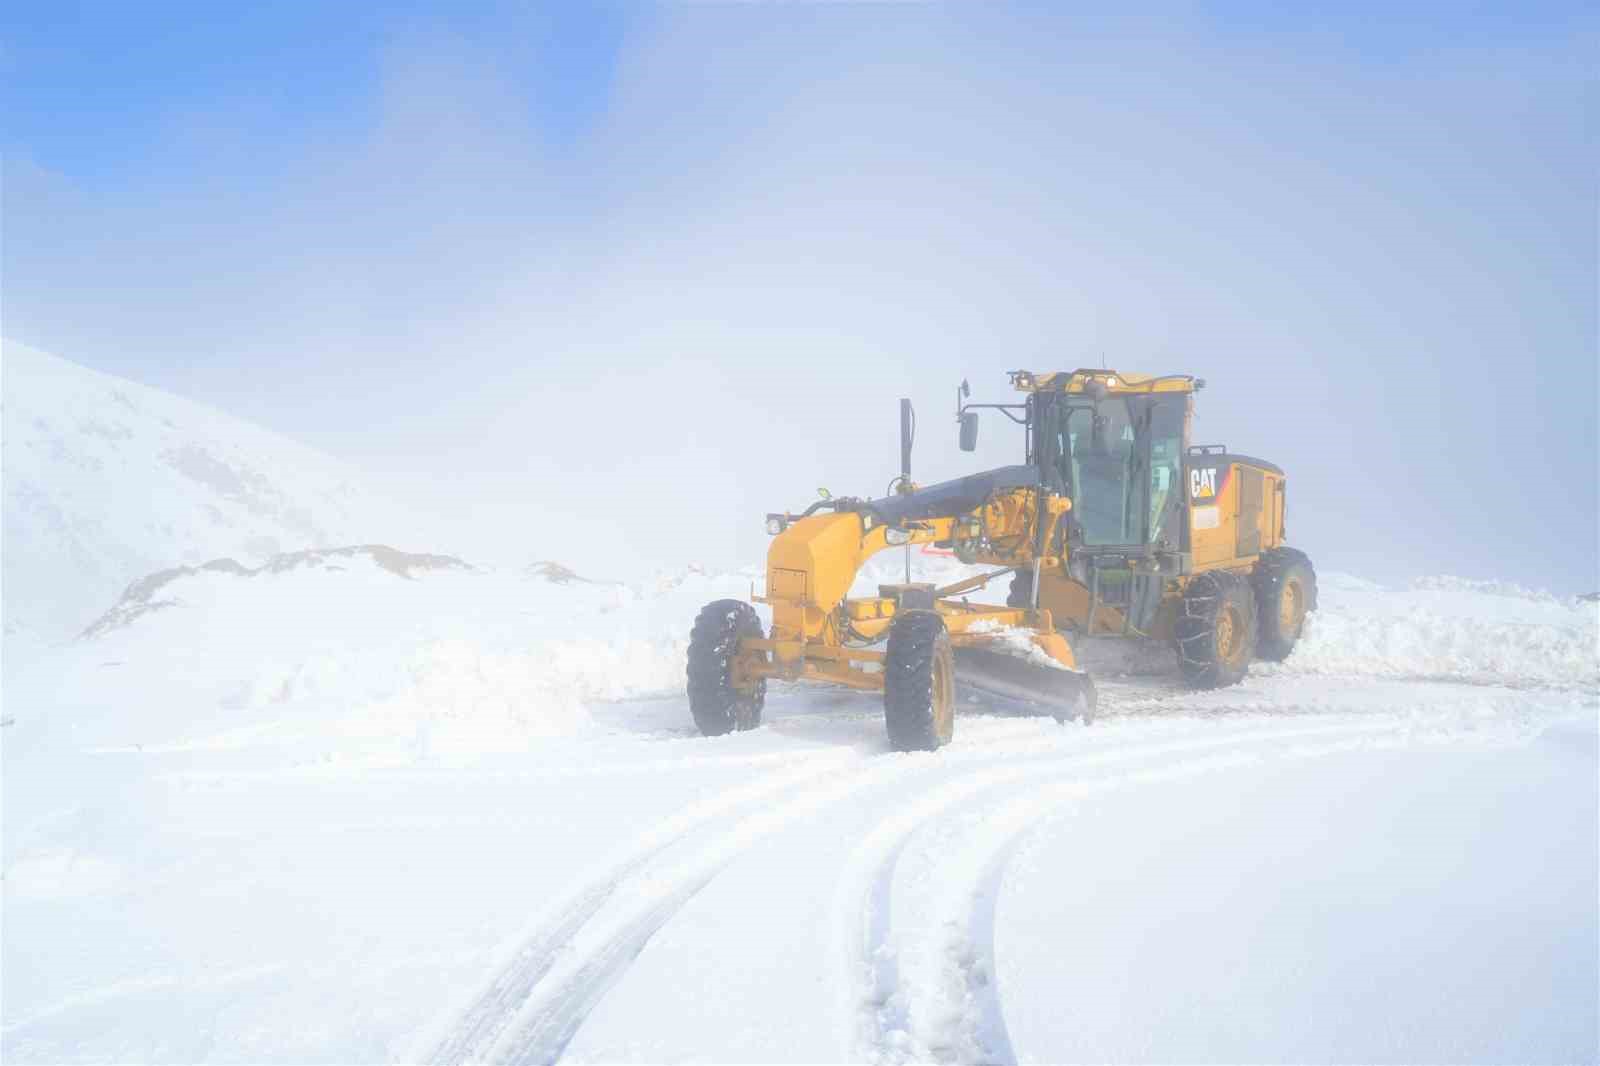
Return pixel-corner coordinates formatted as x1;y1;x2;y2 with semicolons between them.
525;560;615;585
261;545;472;580
81;546;473;639
81;599;183;640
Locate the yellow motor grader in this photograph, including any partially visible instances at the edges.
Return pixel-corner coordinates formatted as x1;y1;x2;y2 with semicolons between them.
688;369;1316;750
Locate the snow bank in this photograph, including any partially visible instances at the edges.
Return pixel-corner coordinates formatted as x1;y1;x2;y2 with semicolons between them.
1263;571;1598;690
1409;573;1577;602
4;548;759;764
13;553;1594;769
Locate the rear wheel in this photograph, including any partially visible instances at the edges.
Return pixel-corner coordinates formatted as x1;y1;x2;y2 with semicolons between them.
884;610;956;751
1174;570;1256;689
1253;548;1318;661
686;600;766;736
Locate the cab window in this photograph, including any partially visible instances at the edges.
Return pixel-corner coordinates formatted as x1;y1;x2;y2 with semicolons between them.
1146;399;1186;546
1062;398;1136;545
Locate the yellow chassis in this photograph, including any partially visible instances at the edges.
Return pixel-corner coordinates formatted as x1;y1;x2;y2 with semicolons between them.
736;502;1083;693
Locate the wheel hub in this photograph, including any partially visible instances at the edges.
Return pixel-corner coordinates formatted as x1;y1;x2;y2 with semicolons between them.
1215;605;1242;663
932;648;955;744
1280;578;1304;634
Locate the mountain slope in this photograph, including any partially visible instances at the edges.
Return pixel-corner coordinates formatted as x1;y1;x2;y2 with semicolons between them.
1;340;396;646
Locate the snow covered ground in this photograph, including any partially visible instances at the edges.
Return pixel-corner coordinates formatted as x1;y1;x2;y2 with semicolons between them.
4;548;1596;1064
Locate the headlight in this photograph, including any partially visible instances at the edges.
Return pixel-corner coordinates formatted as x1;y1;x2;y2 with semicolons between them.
885;526;912;546
766;515;786;536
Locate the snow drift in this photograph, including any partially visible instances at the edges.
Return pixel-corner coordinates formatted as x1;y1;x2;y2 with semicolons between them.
7;548;766;765
8;541;1593;769
1263;572;1597;690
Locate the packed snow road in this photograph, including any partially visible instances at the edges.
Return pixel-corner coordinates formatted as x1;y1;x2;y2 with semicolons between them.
410;684;1592;1066
3;561;1596;1063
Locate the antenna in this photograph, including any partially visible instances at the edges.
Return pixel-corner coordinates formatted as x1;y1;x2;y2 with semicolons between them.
899;398;913;485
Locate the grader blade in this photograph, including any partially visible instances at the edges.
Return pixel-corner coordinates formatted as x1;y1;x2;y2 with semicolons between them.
952;646;1097;724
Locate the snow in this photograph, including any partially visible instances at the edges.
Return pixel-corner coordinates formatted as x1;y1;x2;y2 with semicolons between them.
1000;723;1598;1064
3;348;1597;1064
4;547;1595;1064
1264;572;1599;690
1;340;407;646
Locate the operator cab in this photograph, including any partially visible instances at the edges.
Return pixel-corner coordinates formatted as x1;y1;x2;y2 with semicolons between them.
958;369;1203;633
961;369;1199;560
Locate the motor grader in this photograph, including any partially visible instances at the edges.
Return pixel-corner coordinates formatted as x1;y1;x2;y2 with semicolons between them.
687;369;1316;751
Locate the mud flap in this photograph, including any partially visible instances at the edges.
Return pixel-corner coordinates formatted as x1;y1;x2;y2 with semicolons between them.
953;646;1097;724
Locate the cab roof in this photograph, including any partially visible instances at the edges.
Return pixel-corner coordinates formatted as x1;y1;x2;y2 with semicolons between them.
1010;369;1202;395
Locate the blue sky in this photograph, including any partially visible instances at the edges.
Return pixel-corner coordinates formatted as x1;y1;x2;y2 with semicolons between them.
4;3;637;179
3;2;1596;589
7;2;1587;183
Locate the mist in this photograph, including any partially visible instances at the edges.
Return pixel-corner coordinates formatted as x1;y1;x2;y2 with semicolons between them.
5;4;1595;591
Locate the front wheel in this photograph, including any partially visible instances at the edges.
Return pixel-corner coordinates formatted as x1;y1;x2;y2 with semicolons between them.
884;610;956;752
686;600;766;736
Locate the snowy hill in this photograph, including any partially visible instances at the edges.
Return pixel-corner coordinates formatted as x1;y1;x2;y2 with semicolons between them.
1;340;399;647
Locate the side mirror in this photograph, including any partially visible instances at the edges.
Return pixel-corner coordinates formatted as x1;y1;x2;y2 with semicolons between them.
959;411;980;452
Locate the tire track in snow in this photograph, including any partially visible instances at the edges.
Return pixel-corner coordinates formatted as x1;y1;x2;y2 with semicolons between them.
907;723;1403;1064
431;716;1131;1065
420;749;859;1065
835;719;1402;1064
426;712;1401;1065
487;754;937;1066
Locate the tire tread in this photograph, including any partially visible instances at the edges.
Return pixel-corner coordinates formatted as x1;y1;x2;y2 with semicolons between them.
686;599;766;736
884;610;950;751
1251;547;1318;661
1174;569;1257;689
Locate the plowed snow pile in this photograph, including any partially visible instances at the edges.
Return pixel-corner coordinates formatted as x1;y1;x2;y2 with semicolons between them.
5;549;764;763
3;553;1596;1064
1265;572;1597;689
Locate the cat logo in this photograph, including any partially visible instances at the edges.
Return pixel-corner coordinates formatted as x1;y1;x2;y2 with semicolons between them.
1190;467;1219;500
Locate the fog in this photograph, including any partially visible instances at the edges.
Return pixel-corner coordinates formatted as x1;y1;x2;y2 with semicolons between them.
5;5;1595;591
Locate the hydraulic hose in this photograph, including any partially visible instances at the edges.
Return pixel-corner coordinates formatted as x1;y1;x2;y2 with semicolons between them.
795;497;893;529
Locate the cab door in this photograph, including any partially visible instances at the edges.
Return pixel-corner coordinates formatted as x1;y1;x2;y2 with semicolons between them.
1186;447;1235;567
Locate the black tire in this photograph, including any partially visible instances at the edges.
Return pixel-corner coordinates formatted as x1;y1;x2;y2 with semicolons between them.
1253;547;1318;661
686;600;766;736
1174;570;1257;689
884;610;956;752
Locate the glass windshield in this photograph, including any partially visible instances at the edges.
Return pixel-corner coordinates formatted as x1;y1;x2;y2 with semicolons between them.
1063;398;1134;544
1040;393;1187;547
